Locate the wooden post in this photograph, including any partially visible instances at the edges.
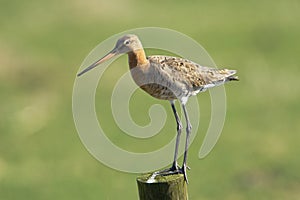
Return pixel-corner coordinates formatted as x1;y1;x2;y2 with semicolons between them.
137;173;188;200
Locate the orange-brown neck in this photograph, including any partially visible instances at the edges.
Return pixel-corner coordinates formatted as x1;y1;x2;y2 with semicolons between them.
128;49;148;69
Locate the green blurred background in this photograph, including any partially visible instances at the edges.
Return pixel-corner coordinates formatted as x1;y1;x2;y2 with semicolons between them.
1;0;299;199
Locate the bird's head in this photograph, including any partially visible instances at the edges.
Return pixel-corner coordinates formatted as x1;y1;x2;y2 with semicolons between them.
114;34;143;54
77;34;142;77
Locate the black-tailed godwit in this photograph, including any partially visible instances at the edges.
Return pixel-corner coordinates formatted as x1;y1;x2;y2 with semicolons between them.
77;34;238;182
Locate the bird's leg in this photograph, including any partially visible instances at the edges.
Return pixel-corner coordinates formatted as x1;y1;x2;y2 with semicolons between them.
181;103;192;183
153;103;191;181
170;100;182;171
151;101;182;177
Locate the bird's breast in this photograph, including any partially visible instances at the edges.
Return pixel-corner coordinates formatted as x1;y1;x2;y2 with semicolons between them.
129;65;186;100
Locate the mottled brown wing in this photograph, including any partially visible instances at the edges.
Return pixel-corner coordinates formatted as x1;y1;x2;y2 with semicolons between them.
148;55;238;92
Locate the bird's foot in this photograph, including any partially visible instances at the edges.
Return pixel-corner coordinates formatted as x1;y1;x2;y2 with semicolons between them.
153;163;180;176
180;163;190;184
151;163;190;183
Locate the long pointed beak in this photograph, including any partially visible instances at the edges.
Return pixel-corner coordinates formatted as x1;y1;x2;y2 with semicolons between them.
77;49;118;77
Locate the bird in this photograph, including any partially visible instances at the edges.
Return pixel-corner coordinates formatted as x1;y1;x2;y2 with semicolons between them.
77;34;238;183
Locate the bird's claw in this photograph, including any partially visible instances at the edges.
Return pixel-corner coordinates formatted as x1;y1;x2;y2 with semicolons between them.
151;163;190;183
170;162;181;171
180;164;189;184
153;167;180;176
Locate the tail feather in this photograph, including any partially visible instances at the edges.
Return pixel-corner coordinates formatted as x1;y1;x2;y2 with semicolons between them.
227;75;239;81
201;68;239;90
223;69;239;81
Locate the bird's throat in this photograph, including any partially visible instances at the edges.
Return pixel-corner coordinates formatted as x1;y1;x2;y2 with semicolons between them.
128;49;148;69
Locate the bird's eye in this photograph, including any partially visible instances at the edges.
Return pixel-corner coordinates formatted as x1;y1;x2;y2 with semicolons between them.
124;40;130;45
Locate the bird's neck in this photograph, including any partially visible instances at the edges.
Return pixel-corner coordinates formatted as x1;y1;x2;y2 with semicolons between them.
128;49;148;69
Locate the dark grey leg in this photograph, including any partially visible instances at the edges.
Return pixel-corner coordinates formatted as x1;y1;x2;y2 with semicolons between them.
170;100;182;170
181;103;192;183
151;101;182;177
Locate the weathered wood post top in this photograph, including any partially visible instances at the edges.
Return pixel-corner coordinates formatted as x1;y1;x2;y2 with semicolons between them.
137;173;188;200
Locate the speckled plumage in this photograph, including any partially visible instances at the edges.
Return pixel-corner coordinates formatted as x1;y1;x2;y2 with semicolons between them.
129;54;238;102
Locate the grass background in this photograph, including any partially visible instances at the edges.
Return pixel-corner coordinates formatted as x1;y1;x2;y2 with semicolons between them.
1;0;299;199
